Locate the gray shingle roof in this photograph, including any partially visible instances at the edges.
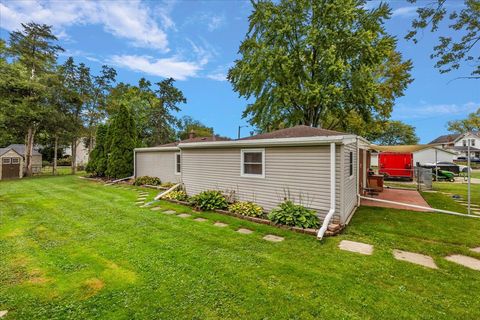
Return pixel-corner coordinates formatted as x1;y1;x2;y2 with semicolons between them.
239;125;346;140
5;144;41;156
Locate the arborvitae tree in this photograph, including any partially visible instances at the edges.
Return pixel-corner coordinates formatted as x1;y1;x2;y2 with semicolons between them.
86;124;108;176
106;104;136;179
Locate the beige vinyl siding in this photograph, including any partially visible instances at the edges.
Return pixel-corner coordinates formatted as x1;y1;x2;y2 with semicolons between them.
182;146;343;222
135;150;180;183
340;142;357;222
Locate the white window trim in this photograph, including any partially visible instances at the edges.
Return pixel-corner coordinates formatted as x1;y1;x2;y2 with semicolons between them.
12;158;20;164
174;152;181;175
2;158;11;164
240;148;265;178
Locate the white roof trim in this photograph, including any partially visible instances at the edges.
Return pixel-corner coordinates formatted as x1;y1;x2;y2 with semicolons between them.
179;135;356;149
135;146;179;152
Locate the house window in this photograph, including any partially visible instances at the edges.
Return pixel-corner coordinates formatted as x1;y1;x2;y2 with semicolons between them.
12;158;20;164
2;158;11;164
471;139;476;147
349;152;353;176
175;153;181;174
463;140;467;146
241;149;265;178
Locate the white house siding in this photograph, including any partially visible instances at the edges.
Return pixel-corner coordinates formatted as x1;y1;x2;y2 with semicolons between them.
340;143;358;223
135;150;180;183
413;148;453;165
181;145;346;223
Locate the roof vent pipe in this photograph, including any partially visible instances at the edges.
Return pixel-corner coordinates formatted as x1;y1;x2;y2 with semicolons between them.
317;142;336;240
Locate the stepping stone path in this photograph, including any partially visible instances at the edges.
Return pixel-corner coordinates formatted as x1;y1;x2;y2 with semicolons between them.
178;213;191;218
471;247;480;253
339;240;373;255
0;311;7;318
151;207;162;211
237;228;253;235
263;234;284;242
135;201;144;205
163;210;176;215
214;222;228;227
393;249;438;269
445;254;480;271
194;218;208;222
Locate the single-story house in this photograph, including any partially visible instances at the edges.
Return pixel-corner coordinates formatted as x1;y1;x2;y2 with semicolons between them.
370;145;456;167
0;147;24;179
134;126;371;225
0;144;42;176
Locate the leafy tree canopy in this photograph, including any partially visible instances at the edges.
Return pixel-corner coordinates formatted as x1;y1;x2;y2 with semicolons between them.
407;0;480;79
177;116;213;140
228;0;412;134
373;120;420;145
448;108;480;132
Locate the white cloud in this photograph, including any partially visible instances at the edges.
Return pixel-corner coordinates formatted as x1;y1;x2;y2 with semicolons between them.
393;102;479;119
206;72;227;81
392;6;418;18
0;0;170;51
109;55;203;80
207;14;225;31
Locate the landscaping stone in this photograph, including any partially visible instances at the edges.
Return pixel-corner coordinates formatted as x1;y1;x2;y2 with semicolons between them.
178;213;191;218
339;240;373;255
137;197;147;200
151;207;162;211
135;201;144;205
163;210;176;215
393;249;438;269
471;247;480;253
445;254;480;271
237;228;253;234
214;222;228;227
194;218;208;222
0;311;7;318
263;234;284;242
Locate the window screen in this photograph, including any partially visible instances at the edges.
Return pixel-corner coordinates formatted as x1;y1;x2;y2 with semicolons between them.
242;150;263;176
349;152;353;176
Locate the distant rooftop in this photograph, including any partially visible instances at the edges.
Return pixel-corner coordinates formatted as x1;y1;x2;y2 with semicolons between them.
239;125;346;140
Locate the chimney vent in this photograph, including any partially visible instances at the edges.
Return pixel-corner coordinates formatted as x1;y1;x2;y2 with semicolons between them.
188;129;196;139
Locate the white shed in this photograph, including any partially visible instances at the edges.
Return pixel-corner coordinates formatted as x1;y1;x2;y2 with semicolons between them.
370;145;456;167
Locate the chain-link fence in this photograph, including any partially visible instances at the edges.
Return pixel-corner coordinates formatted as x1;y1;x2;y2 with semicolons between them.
415;166;432;191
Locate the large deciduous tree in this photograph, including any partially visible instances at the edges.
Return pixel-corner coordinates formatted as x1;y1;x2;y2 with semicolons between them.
228;0;412;133
373;120;419;145
407;0;480;79
5;22;63;175
177;116;213;140
448;108;480;133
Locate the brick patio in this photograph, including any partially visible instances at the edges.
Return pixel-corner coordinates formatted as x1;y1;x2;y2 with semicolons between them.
361;188;431;212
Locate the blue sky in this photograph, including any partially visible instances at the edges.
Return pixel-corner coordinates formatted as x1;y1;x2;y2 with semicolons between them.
0;0;478;143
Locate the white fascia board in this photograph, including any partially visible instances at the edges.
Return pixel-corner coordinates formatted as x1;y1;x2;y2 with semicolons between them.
179;135;356;149
134;146;179;152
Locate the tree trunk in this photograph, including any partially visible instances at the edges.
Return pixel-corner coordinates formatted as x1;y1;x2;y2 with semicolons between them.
25;126;36;176
89;133;94;163
53;135;58;175
71;138;77;174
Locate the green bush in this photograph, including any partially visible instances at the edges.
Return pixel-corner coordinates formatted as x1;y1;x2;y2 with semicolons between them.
133;176;161;186
164;190;189;201
57;157;71;166
228;201;263;217
268;201;319;229
190;190;228;211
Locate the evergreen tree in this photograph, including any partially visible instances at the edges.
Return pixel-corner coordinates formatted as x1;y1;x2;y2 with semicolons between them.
106;104;136;178
86;124;108;176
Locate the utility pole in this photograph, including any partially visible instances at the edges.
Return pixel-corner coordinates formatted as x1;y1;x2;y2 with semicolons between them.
238;125;248;139
467;138;471;214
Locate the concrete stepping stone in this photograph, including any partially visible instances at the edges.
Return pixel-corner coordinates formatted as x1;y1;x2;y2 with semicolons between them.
194;218;208;222
339;240;373;255
178;213;191;218
163;210;176;215
151;207;162;211
445;254;480;271
393;249;438;269
237;228;253;234
263;234;284;242
0;311;8;318
214;222;228;227
471;247;480;253
135;201;144;205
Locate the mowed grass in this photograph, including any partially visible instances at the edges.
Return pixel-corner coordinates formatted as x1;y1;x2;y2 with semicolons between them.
1;176;480;319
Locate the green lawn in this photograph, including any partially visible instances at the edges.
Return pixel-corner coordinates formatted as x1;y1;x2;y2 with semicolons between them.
471;170;480;179
1;176;480;319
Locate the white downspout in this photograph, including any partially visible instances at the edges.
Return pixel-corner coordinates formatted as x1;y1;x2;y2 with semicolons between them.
133;150;136;178
317;142;336;240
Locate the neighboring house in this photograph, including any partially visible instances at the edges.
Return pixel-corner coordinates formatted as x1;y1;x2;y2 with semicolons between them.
64;138;90;166
370;145;456;167
0;147;23;180
134;126;371;225
429;132;480;158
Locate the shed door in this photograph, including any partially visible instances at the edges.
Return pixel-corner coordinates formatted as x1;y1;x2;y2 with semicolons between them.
2;157;20;179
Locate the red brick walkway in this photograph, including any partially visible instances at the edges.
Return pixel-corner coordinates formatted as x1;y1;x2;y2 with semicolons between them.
361;188;431;212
